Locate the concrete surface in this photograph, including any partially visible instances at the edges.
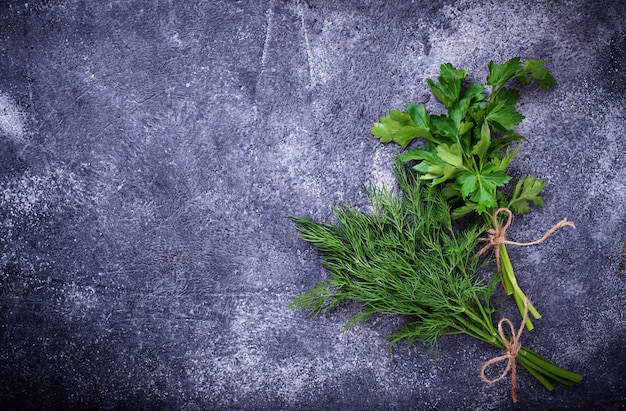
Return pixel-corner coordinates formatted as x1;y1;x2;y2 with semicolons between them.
0;0;625;409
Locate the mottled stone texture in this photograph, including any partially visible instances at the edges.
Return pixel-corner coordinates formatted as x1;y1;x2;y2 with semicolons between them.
0;0;624;409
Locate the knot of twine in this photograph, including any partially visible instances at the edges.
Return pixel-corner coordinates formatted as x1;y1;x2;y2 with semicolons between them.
475;207;575;278
481;298;530;403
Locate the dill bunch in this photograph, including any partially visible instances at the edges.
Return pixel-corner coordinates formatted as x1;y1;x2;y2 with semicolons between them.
290;162;581;397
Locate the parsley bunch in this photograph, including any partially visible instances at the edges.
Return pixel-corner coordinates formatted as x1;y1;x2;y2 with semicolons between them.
290;163;581;396
371;57;556;329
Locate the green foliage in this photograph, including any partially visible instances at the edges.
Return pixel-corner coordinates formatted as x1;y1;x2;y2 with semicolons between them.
371;57;554;218
290;163;495;352
427;63;469;108
370;105;434;148
508;176;547;214
291;57;581;398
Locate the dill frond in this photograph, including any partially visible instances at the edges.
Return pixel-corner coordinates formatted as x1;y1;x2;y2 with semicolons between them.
290;161;582;395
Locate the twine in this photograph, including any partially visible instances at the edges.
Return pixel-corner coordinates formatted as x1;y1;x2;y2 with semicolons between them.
480;298;530;403
475;207;575;282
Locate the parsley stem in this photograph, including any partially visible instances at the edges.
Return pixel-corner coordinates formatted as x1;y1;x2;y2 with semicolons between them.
500;244;541;330
518;347;583;383
451;316;493;343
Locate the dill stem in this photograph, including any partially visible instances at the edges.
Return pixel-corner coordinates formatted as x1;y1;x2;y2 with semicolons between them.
452;312;496;344
472;291;497;336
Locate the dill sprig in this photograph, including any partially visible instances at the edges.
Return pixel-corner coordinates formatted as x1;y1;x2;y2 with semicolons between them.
290;162;581;395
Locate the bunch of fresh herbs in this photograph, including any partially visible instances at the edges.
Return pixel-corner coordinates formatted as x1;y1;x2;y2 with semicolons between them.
290;58;581;400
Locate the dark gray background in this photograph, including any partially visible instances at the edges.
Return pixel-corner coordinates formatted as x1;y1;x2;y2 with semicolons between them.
1;0;625;409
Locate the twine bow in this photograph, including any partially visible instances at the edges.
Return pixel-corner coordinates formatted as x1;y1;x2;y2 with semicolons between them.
475;207;575;279
481;298;530;403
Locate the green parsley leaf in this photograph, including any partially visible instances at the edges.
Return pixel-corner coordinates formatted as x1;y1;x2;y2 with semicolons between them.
458;172;478;198
486;102;525;131
430;114;458;139
519;59;556;90
371;109;432;148
450;202;477;219
427;63;468;108
486;57;522;87
463;81;487;104
406;102;431;130
436;143;464;168
471;121;491;161
508;176;547;214
401;147;460;185
490;144;519;172
492;87;520;106
457;165;511;213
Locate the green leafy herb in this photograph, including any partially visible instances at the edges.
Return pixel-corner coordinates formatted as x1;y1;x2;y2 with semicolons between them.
290;163;581;395
509;176;547;214
371;57;557;328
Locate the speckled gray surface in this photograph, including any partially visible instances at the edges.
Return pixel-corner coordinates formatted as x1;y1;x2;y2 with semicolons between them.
0;0;625;409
